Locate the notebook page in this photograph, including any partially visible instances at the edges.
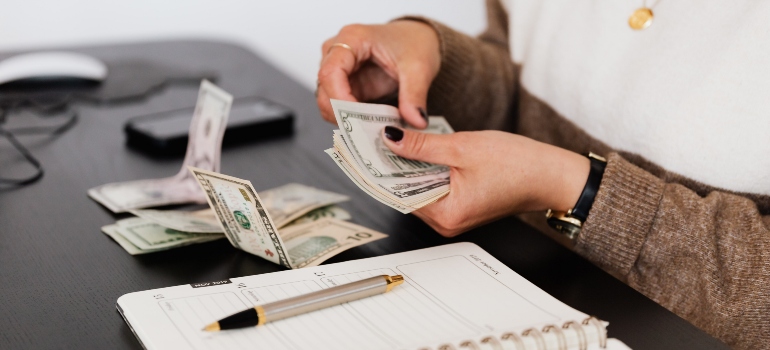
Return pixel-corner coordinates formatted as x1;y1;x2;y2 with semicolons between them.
118;242;590;350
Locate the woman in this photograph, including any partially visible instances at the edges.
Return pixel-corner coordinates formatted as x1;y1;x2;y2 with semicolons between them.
315;1;769;348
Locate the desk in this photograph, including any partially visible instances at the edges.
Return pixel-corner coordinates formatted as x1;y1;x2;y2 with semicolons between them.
0;41;726;349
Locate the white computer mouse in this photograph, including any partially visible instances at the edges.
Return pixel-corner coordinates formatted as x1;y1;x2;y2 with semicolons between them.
0;51;107;86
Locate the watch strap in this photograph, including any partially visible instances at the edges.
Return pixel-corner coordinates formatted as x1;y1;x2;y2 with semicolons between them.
570;153;607;222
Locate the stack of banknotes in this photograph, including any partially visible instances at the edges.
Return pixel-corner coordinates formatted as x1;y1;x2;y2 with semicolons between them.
91;81;387;269
325;99;455;214
187;167;387;269
101;183;356;256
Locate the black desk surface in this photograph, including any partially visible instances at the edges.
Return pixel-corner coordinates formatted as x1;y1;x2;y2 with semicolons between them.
0;40;726;349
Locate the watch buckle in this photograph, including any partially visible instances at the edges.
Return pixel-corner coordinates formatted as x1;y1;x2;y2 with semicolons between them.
545;209;582;240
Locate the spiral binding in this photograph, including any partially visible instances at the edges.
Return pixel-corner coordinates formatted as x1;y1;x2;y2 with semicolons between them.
563;321;588;350
500;332;525;350
522;328;547;349
542;324;567;350
434;316;607;350
582;316;607;348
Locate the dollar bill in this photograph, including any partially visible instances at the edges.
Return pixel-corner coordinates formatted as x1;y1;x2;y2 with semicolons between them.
188;167;386;268
326;99;454;213
102;224;151;255
108;205;352;255
88;80;233;213
102;218;224;255
256;183;349;227
188;166;291;266
128;182;351;234
279;218;387;268
129;209;221;233
325;148;412;213
115;217;222;250
332;99;453;178
284;205;351;227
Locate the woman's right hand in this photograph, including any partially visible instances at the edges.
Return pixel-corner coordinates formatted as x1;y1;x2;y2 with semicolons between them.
316;20;441;129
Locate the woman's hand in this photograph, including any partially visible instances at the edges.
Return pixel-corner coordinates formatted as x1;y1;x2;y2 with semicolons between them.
382;126;591;237
316;21;441;129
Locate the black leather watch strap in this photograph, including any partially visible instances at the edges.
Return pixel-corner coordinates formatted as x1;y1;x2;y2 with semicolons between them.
570;153;607;222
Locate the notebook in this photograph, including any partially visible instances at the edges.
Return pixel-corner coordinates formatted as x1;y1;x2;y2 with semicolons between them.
117;242;629;350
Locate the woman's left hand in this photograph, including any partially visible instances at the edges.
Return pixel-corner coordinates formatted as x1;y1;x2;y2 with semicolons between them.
381;126;590;237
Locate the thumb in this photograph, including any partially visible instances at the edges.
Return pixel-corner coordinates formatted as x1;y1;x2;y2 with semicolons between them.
382;126;456;166
397;68;432;129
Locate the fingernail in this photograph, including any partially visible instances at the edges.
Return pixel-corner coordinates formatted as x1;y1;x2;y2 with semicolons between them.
418;107;428;123
384;126;404;142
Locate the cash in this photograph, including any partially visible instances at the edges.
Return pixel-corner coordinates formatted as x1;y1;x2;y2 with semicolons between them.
285;205;351;226
88;80;233;213
252;183;349;227
129;208;221;233
105;205;353;255
188;167;386;268
279;218;384;268
325;99;454;213
101;217;224;255
107;182;353;255
128;183;351;234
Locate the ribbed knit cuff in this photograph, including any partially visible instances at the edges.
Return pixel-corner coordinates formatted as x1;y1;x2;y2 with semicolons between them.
576;153;665;277
394;16;478;112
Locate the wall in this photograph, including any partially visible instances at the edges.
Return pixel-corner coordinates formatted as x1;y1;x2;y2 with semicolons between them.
0;0;485;88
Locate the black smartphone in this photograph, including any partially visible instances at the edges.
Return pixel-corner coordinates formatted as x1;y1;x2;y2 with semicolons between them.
125;96;294;156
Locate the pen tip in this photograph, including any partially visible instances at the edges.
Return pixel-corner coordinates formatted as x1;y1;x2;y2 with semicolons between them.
203;322;221;332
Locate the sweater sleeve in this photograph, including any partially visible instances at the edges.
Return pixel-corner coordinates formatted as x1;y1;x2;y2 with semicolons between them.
397;0;517;132
576;152;770;349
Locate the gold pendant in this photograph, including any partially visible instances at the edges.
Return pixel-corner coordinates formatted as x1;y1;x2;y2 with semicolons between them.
628;8;654;30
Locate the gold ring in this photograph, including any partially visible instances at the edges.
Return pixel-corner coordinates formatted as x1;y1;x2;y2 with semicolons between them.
327;42;355;56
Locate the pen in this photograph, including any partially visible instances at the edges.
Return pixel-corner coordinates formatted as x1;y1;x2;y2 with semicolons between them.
203;274;404;331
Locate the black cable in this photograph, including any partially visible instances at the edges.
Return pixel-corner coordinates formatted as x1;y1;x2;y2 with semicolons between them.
0;125;44;186
0;96;78;188
4;108;77;135
0;75;207;189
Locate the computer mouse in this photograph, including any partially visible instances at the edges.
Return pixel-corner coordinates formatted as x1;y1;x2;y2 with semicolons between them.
0;51;107;87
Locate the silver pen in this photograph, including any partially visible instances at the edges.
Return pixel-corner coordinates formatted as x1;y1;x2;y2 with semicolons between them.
203;275;404;331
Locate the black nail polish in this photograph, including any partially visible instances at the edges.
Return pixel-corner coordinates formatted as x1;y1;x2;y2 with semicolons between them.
384;126;404;142
418;107;428;123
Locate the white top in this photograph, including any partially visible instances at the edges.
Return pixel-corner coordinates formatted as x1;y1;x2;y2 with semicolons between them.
504;0;770;195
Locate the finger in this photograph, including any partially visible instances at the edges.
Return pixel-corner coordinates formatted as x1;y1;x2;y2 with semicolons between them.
317;47;359;103
396;65;433;129
381;126;458;166
321;24;372;63
315;86;337;124
321;37;337;57
349;62;398;101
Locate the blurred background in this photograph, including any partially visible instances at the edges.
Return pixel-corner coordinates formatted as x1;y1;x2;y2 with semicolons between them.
0;0;486;89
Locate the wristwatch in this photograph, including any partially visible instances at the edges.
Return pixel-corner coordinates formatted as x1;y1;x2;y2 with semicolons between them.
546;152;607;239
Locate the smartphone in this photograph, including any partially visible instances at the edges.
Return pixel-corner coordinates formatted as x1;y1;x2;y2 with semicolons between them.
125;96;294;156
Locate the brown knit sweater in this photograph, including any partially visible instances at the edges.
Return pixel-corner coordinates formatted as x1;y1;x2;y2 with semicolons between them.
401;1;770;348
